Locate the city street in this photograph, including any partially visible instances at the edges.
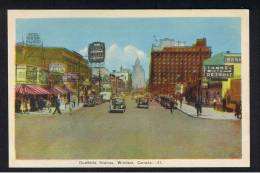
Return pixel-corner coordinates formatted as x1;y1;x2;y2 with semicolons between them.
15;97;241;159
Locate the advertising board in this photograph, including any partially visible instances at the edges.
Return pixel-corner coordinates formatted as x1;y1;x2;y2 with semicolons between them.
204;65;234;81
88;42;105;63
49;64;65;73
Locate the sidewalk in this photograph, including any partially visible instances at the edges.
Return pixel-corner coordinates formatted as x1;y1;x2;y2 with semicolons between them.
16;102;84;116
176;101;239;120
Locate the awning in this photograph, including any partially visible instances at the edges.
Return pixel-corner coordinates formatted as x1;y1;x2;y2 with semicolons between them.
51;86;68;95
64;85;76;93
16;85;52;95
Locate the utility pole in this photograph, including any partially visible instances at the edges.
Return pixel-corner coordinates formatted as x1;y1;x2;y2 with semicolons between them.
98;67;101;93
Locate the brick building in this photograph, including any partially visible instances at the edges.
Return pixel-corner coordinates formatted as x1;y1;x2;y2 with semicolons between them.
109;74;125;95
149;38;211;96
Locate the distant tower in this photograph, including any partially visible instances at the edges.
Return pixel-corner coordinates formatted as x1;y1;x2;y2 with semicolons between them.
132;58;145;89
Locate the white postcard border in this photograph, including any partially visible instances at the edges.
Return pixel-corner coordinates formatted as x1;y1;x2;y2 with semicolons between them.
8;9;250;168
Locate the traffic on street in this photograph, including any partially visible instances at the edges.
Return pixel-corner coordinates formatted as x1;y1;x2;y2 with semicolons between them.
15;95;241;159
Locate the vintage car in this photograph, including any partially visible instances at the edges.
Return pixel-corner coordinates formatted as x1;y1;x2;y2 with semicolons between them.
160;96;177;109
83;96;95;107
109;97;126;113
94;95;103;105
137;97;149;109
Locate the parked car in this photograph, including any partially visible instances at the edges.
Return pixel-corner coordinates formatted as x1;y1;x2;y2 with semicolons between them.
84;96;95;107
137;97;149;109
109;97;126;113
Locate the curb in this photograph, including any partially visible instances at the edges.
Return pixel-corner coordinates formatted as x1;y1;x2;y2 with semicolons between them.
176;107;239;121
16;106;84;116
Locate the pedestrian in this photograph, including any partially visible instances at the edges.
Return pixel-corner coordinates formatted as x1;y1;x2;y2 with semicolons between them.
195;97;202;117
213;97;217;110
72;95;76;108
170;99;175;114
234;101;241;119
26;97;31;112
222;98;227;112
20;97;25;114
15;97;21;113
53;95;62;115
65;93;71;109
46;99;52;113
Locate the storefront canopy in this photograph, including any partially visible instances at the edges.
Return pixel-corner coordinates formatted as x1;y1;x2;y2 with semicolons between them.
16;85;52;95
51;86;68;95
64;86;76;93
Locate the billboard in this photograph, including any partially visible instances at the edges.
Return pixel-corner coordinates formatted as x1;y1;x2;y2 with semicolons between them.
63;73;79;82
204;65;233;81
49;64;65;73
88;42;105;63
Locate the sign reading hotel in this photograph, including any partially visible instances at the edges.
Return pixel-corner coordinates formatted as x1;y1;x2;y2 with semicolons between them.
204;65;234;81
26;33;41;46
48;64;65;73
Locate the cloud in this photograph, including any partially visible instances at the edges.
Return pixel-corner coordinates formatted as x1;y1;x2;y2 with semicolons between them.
79;47;88;56
123;45;145;60
105;44;148;74
79;43;149;79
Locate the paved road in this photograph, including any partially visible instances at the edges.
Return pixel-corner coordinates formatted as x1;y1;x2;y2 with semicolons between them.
15;98;241;159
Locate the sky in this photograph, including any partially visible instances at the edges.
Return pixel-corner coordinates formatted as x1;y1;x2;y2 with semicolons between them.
16;17;241;79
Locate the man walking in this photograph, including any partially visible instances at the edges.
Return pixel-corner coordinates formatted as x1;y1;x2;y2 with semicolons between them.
195;97;202;117
53;95;62;115
222;98;227;112
170;99;174;114
170;98;177;114
234;101;241;119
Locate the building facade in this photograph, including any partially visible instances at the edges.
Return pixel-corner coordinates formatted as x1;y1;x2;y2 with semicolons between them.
202;52;241;111
109;74;125;95
112;66;132;92
16;44;92;91
149;38;211;96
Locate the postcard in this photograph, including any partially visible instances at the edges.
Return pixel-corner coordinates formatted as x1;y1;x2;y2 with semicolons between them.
8;9;250;168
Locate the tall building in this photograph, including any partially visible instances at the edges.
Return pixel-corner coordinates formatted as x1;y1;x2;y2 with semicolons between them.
132;58;145;89
149;38;211;96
